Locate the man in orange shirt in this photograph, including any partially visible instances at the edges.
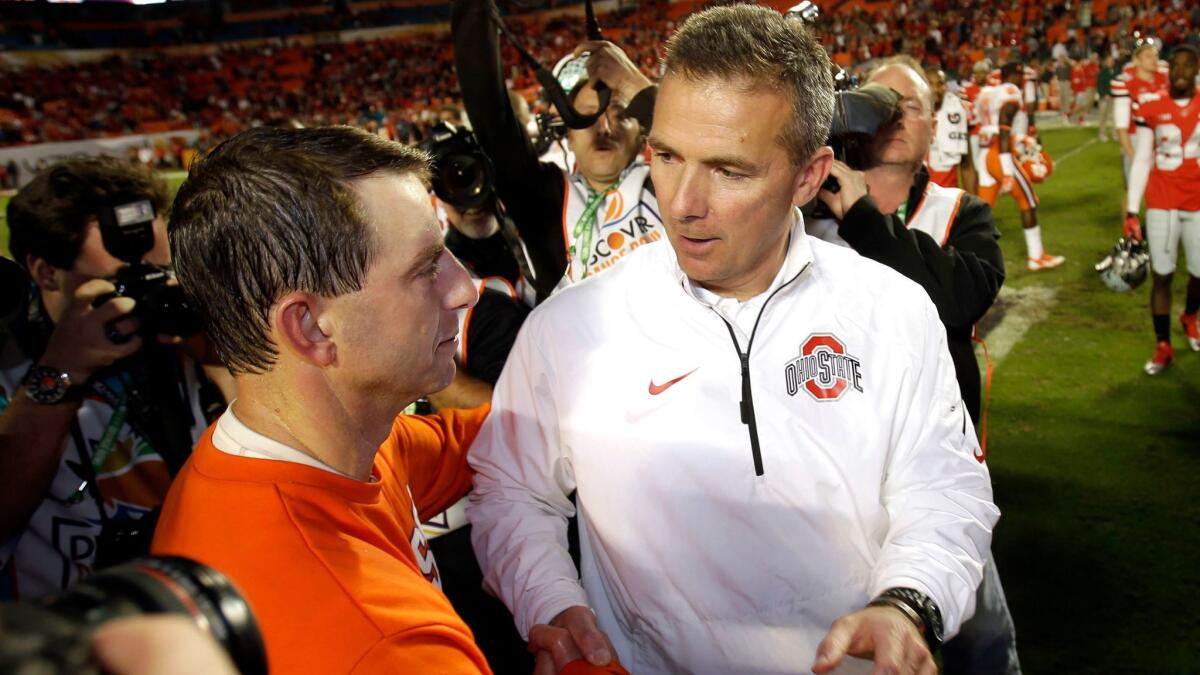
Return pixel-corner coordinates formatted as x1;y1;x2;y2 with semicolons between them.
151;126;492;674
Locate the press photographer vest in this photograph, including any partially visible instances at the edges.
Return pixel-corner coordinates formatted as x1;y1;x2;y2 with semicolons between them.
807;180;966;249
559;161;663;287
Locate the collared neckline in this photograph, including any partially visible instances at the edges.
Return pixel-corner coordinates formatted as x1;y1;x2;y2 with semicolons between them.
676;207;814;309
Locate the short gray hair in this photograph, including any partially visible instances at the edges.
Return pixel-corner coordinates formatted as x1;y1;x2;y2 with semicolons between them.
660;4;834;164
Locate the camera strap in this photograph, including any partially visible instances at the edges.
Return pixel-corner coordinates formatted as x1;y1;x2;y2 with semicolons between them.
86;380;130;472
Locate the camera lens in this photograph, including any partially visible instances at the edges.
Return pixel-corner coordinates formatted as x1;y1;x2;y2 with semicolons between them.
438;152;490;210
46;556;268;675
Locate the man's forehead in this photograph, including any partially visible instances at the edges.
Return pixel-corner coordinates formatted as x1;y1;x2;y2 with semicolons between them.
1170;51;1197;66
656;75;784;130
869;65;924;94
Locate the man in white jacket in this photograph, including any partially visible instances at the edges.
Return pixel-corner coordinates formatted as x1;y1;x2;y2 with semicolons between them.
468;6;999;675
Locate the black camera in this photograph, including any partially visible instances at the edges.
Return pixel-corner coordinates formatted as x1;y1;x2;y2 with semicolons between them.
420;122;496;212
534;111;568;158
826;83;903;174
0;556;267;675
94;196;202;340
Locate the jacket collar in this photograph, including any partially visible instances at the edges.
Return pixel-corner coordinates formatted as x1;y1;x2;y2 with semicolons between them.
672;207;815;306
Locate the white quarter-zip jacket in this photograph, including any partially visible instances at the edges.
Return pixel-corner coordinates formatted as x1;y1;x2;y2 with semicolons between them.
468;216;999;674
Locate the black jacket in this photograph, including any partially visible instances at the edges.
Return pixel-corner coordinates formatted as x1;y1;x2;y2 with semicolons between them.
837;168;1005;423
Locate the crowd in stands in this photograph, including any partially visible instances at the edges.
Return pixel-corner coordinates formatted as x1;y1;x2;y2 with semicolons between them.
820;0;1200;79
0;2;670;151
0;0;1196;153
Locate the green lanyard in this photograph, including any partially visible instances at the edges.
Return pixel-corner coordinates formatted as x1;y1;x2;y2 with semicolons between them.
895;200;909;225
569;179;620;280
91;390;130;472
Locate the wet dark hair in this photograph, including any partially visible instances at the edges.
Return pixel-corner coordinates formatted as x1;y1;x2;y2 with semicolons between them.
169;125;431;374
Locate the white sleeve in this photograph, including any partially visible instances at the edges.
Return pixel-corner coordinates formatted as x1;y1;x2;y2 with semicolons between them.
1113;95;1131;130
869;299;999;639
1126;126;1154;213
467;315;588;638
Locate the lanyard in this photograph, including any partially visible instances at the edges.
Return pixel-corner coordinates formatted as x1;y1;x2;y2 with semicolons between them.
90;390;130;472
895;200;909;224
569;178;619;280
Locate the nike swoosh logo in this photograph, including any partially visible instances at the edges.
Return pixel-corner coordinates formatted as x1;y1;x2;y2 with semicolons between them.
648;369;697;396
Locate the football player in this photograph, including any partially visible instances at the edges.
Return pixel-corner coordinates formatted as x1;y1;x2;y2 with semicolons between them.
1114;40;1170;176
923;65;970;188
977;61;1066;271
960;59;991;195
1125;45;1200;374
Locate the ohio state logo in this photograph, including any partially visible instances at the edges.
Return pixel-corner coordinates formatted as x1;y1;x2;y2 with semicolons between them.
784;333;864;401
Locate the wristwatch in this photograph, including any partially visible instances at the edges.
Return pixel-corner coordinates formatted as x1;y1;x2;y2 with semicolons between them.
22;365;83;404
868;587;945;652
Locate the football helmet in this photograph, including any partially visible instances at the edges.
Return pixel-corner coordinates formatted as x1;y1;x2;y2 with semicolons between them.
1095;237;1150;292
1013;135;1053;182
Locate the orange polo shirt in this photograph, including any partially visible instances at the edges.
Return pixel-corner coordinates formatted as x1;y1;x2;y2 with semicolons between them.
152;405;492;675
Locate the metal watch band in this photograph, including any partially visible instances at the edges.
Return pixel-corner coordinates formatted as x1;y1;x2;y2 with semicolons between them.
870;587;944;651
868;594;924;631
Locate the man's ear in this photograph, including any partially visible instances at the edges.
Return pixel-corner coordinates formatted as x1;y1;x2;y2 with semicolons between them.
792;146;835;206
274;292;337;367
26;254;62;293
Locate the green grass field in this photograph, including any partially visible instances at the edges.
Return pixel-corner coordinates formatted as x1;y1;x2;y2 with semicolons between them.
981;128;1199;673
2;139;1197;671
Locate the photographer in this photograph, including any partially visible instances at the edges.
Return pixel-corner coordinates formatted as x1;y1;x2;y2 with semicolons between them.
421;121;532;409
811;57;1018;675
452;0;663;295
0;156;222;601
813;56;1004;426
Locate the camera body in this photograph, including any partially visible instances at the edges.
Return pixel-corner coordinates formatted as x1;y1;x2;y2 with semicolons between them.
421;122;496;212
827;83;903;174
534;111;568;157
95;196;201;339
104;263;201;339
0;556;267;675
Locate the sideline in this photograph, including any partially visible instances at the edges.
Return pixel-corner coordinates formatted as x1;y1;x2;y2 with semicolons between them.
976;285;1059;368
1052;137;1099;166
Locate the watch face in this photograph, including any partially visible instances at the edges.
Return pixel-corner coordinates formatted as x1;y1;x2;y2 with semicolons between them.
25;366;70;404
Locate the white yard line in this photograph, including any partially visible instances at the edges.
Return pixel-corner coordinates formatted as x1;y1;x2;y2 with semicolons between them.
1052;137;1099;166
977;285;1059;368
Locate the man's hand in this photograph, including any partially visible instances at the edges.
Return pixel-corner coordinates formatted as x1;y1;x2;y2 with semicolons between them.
811;606;936;675
573;41;653;103
92;615;238;675
816;160;870;220
40;278;144;383
528;605;617;675
1124;213;1143;241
